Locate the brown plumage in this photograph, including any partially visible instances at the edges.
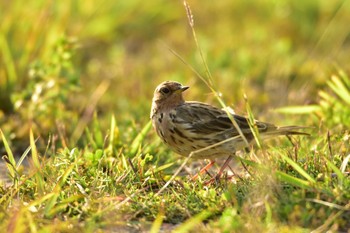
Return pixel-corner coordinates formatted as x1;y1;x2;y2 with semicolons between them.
151;81;308;161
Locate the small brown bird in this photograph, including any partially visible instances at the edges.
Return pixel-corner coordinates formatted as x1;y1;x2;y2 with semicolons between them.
151;81;308;179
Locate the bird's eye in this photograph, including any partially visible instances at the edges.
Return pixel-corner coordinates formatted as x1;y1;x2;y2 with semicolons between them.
160;87;170;94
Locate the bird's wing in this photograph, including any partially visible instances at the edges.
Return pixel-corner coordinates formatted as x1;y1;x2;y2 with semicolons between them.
175;102;274;137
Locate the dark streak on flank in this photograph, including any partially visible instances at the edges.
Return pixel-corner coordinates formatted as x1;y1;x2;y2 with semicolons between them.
173;127;187;139
187;138;194;143
192;137;209;141
169;113;176;120
170;135;176;143
158;113;164;123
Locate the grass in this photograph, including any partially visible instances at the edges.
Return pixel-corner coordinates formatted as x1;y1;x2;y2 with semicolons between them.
1;0;350;232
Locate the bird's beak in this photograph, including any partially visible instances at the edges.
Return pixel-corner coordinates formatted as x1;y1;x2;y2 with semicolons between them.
180;86;189;92
174;85;189;94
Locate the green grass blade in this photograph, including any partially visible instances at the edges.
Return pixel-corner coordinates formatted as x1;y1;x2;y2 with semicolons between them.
339;70;350;87
84;112;104;149
328;75;350;105
24;208;38;233
30;129;40;170
129;120;152;157
145;162;175;176
106;114;118;156
150;209;164;233
277;151;316;184
173;209;212;233
27;193;56;209
45;195;85;218
44;193;60;217
30;129;45;194
0;32;18;85
275;105;321;114
84;127;97;149
153;162;174;173
0;129;17;180
44;163;75;217
325;158;344;185
275;171;312;189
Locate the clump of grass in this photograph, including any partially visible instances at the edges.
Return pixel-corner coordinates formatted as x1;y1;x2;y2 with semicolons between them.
1;112;349;231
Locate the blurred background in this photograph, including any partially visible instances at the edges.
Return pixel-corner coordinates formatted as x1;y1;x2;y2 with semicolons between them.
1;0;349;150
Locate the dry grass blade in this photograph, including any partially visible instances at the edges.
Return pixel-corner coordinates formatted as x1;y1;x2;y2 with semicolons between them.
306;198;349;211
340;154;350;173
182;1;249;147
183;1;194;27
155;154;192;197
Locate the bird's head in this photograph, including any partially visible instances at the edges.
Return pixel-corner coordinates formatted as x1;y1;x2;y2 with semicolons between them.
151;81;189;117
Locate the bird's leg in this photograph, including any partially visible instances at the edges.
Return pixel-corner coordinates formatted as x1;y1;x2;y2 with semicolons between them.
216;155;233;178
204;155;233;185
190;160;216;181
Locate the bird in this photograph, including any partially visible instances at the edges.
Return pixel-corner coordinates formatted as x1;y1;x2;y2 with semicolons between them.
150;81;308;180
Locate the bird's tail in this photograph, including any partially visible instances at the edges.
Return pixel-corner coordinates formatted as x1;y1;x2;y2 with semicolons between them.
262;126;311;139
277;126;311;136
